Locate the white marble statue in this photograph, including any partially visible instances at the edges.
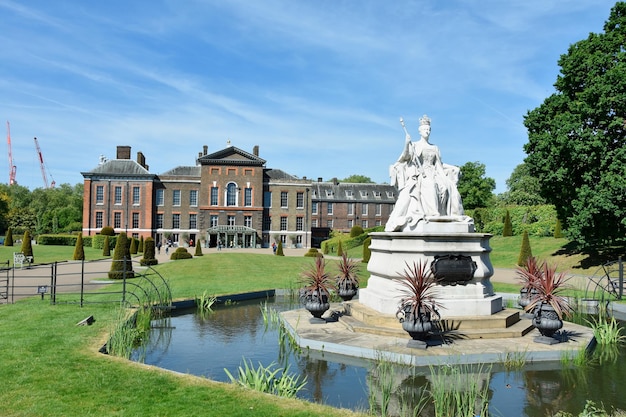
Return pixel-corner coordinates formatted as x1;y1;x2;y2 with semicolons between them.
385;115;469;232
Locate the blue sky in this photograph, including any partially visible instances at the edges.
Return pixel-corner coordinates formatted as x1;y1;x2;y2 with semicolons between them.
0;1;618;192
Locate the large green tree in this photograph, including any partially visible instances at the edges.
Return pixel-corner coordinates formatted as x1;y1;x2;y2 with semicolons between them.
499;163;546;206
340;174;373;183
457;161;495;209
523;3;626;249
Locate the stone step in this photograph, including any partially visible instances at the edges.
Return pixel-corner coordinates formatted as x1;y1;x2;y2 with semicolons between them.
340;301;534;340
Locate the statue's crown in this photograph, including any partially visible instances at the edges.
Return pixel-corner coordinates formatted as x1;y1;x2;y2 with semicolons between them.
419;115;431;126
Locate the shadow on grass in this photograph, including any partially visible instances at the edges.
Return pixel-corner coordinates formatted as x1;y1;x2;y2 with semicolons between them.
552;241;626;270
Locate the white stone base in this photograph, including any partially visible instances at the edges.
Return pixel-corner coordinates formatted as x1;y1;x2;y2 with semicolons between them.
359;230;502;318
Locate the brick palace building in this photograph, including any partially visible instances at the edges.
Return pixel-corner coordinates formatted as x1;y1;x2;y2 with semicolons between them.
82;145;397;249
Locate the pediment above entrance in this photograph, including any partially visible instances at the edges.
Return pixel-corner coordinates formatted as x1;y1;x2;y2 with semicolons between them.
198;146;266;167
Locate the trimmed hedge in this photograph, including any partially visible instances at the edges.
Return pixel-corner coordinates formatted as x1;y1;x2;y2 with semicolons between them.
304;248;323;258
38;234;94;247
170;247;192;260
92;234;117;250
466;205;558;237
140;237;158;266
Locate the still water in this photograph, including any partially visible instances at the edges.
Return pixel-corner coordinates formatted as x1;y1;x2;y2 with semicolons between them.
132;296;626;416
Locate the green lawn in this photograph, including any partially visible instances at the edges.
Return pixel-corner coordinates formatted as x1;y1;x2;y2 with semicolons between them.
0;237;610;416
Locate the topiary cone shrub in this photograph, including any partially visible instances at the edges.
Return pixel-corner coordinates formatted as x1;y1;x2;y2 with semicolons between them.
4;228;13;246
103;235;111;256
140;237;158;266
517;230;533;266
194;243;203;257
73;234;85;261
108;232;134;279
170;247;192;260
337;240;344;257
554;219;563;238
503;210;513;237
129;237;138;255
21;230;34;262
362;236;372;263
138;236;144;253
276;241;284;256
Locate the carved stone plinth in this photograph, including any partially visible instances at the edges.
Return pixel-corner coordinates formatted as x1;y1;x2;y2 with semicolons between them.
359;229;502;318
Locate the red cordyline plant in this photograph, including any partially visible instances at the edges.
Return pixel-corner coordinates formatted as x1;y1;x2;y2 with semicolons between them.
516;256;545;290
335;252;359;291
300;256;335;301
394;260;442;321
525;262;573;320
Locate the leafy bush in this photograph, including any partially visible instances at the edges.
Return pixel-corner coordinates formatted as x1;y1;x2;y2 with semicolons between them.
100;226;115;236
304;248;323;258
350;225;364;238
467;205;558;237
170;247;192;260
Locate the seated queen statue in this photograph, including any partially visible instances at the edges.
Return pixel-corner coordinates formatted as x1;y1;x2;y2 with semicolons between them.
385;114;471;232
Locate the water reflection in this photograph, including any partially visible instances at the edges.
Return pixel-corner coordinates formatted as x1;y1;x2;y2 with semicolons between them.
131;297;626;416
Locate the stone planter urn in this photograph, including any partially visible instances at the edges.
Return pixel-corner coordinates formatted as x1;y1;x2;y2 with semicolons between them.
532;302;563;338
399;305;433;341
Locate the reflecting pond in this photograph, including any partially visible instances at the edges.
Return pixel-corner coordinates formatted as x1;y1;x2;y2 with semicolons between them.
131;296;626;416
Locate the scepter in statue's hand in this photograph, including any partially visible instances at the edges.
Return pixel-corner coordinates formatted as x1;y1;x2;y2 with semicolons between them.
400;117;411;142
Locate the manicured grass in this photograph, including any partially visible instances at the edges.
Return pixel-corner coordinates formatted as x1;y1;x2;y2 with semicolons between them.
156;253;370;300
0;246;367;417
0;236;611;416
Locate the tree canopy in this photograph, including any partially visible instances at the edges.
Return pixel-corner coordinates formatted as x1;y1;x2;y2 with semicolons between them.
523;3;626;249
340;174;373;183
457;161;495;209
498;163;546;206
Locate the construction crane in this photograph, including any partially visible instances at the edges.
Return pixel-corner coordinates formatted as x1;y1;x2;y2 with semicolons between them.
33;137;55;188
6;121;16;185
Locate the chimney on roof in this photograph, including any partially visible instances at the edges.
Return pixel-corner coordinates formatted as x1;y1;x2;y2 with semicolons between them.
203;145;208;156
117;146;131;160
317;177;323;182
137;151;148;170
253;145;259;156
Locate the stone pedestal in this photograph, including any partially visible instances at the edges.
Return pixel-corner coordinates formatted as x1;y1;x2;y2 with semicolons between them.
359;227;501;318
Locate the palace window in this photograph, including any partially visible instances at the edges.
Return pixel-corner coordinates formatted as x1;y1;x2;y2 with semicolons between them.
172;214;180;229
133;187;140;205
114;186;122;204
244;188;252;206
173;190;181;206
226;183;237;206
96;212;103;228
114;212;121;228
280;217;287;231
296;217;303;231
189;190;198;206
211;187;219;206
96;186;104;204
296;192;304;208
132;213;139;228
189;213;197;229
156;213;163;229
156;189;164;206
280;192;288;208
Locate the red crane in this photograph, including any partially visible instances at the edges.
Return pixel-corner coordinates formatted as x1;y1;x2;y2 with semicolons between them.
33;136;55;188
7;121;16;185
